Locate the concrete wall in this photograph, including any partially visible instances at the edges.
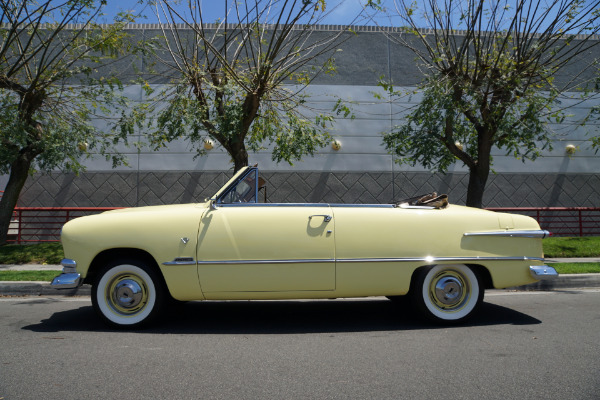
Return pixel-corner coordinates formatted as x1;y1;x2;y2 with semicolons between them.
16;169;600;208
7;26;600;208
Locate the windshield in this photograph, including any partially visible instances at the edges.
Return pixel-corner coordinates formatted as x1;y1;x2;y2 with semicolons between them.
217;168;258;204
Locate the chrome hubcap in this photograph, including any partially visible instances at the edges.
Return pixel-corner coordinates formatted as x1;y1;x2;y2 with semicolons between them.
105;273;149;316
434;277;462;305
114;279;143;309
429;270;470;311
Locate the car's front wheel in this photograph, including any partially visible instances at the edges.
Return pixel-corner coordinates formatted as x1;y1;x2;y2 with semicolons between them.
92;259;165;328
411;264;483;324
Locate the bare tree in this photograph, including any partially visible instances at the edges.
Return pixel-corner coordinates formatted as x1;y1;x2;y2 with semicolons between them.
0;0;139;245
140;0;360;172
377;0;600;207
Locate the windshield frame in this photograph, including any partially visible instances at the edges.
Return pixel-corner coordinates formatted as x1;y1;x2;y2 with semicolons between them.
214;167;259;205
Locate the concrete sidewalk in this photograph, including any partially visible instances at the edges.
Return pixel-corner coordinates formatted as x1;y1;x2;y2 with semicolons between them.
547;258;600;263
1;259;599;296
0;264;62;271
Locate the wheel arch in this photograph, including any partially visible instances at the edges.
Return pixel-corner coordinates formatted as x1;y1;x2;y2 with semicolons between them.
408;263;487;323
85;248;165;288
465;263;493;289
409;263;493;291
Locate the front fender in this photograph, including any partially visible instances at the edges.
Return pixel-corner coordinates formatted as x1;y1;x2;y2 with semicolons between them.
61;204;208;300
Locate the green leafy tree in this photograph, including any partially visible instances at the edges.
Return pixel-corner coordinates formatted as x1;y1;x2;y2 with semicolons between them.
589;75;600;150
0;0;139;245
379;0;600;207
140;0;358;172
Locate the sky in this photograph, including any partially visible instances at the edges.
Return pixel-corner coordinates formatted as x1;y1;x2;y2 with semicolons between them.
98;0;382;26
96;0;598;34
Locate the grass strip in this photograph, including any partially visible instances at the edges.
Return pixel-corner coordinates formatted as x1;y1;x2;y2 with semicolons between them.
0;271;61;281
543;236;600;258
0;242;63;265
551;263;600;274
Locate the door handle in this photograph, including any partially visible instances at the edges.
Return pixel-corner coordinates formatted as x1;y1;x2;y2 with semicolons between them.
309;214;332;222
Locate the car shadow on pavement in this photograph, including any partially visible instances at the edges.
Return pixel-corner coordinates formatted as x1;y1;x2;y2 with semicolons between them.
23;299;541;334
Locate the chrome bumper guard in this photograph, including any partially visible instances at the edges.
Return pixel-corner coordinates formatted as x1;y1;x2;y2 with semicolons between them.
51;258;82;289
530;265;559;280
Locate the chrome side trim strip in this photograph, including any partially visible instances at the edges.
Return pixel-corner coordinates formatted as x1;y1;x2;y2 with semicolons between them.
219;203;330;208
397;204;435;209
336;256;545;263
163;257;197;266
330;204;395;208
217;203;396;208
192;256;544;265
197;259;335;265
464;230;550;239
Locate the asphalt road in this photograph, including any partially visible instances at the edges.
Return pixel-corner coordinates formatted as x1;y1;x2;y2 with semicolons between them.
1;290;600;400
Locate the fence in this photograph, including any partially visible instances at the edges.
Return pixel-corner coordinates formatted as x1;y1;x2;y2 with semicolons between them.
486;207;600;237
6;207;121;244
2;205;599;244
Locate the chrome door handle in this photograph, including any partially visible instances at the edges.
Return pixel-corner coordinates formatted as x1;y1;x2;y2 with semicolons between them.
309;214;332;222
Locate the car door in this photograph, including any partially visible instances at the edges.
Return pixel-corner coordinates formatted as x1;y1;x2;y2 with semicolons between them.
196;204;335;295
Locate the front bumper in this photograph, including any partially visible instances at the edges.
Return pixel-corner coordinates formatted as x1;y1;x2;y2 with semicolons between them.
530;265;559;280
51;258;82;289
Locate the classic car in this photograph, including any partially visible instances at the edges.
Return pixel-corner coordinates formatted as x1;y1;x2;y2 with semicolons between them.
52;166;558;327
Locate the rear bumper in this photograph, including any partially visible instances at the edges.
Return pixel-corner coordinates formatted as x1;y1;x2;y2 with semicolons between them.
51;259;82;289
530;265;559;280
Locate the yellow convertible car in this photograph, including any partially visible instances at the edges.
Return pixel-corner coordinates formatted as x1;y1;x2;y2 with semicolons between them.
52;166;557;327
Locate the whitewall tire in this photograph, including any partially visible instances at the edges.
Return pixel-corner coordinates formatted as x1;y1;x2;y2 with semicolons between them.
411;264;483;324
92;260;165;328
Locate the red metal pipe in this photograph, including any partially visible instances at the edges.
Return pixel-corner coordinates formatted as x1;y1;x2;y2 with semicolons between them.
487;207;600;211
487;207;600;237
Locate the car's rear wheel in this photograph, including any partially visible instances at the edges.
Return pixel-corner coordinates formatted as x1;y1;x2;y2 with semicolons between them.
411;264;483;324
92;259;165;328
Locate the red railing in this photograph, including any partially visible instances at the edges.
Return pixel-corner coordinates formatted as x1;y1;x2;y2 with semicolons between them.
487;207;600;236
3;205;599;244
7;207;121;244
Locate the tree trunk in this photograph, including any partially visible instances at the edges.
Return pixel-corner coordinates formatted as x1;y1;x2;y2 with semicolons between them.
231;144;249;173
230;93;259;173
0;153;36;245
465;163;490;208
464;127;494;209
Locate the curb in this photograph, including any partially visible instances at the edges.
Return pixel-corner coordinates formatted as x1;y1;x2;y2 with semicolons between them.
1;274;599;296
0;282;91;296
0;264;62;271
509;273;600;291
